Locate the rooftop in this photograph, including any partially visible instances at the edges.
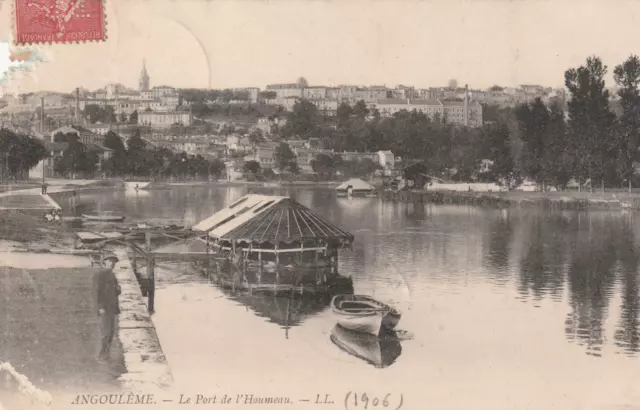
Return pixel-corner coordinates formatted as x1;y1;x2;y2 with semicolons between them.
193;194;353;246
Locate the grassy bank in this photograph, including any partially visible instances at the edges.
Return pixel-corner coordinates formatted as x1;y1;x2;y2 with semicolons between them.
0;266;125;392
0;210;76;248
382;189;640;210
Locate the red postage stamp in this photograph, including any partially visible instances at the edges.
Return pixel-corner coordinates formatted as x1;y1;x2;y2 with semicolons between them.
13;0;106;45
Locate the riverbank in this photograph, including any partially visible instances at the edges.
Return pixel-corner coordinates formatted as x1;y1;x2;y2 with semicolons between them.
0;210;76;248
151;180;342;188
381;189;640;210
0;263;126;397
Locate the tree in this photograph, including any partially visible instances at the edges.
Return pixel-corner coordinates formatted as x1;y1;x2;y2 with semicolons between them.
281;100;319;139
208;158;225;179
83;104;116;124
263;168;276;180
448;79;458;89
481;123;517;186
243;160;261;175
274;142;298;175
337;103;353;129
353;100;369;119
613;55;640;190
297;77;309;88
248;129;264;145
102;131;127;176
311;153;338;180
54;132;96;178
0;129;48;181
118;112;127;123
126;130;148;176
516;98;550;185
565;56;617;191
129;110;138;124
103;131;126;153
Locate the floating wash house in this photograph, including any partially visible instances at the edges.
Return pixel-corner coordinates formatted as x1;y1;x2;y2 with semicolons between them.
192;194;354;272
335;178;376;197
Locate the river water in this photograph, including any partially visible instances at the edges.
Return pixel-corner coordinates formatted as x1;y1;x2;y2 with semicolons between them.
58;186;640;410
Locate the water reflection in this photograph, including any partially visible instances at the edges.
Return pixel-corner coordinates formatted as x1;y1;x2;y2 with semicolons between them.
613;217;640;355
485;210;513;282
55;186;640;358
330;324;402;368
562;216;615;356
223;290;330;338
517;214;566;301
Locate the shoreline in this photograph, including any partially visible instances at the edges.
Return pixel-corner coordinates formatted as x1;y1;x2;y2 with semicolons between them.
381;189;640;211
30;177;640;211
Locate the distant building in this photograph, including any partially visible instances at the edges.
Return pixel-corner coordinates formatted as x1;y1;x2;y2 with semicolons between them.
266;83;304;100
244;144;277;169
311;99;339;116
152;86;176;99
233;87;260;103
337;151;377;162
374;99;444;118
293;148;334;173
86;123;111;135
441;100;483;127
377;150;395;169
50;125;103;145
303;87;328;100
138;110;192;128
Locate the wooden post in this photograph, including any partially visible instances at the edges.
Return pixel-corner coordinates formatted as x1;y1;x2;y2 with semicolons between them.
332;246;338;275
299;243;304;265
147;255;155;314
275;244;279;265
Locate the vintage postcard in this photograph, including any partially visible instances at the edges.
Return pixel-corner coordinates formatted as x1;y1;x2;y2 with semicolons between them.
2;0;640;409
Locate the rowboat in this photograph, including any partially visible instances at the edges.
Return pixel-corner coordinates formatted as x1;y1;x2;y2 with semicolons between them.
81;213;126;223
330;294;401;336
330;324;402;368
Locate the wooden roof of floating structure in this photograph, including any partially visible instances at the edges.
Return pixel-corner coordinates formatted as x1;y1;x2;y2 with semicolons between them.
192;194;354;246
335;178;375;192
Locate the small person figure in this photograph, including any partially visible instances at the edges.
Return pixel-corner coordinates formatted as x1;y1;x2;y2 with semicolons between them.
94;254;121;363
41;182;48;195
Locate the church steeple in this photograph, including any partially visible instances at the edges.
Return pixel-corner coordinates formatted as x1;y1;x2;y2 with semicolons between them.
139;59;150;91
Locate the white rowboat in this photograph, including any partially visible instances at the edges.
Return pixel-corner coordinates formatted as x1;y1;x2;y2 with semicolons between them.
330;294;401;336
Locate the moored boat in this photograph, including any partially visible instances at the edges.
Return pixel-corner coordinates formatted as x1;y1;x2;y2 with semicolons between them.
330;324;402;368
330;294;401;336
81;213;126;223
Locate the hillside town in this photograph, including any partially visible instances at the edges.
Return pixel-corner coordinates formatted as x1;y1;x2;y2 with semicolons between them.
0;60;571;185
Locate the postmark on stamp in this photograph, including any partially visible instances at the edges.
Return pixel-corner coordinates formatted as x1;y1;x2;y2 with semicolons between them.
13;0;106;45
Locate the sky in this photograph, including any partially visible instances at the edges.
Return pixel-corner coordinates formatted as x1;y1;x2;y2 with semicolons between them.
1;0;640;94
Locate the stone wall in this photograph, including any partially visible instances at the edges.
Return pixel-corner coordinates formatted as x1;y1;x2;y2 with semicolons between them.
112;249;173;391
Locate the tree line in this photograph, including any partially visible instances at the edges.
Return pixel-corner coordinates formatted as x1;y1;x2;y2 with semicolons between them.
0;129;48;181
99;131;226;180
273;55;640;190
45;130;226;181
